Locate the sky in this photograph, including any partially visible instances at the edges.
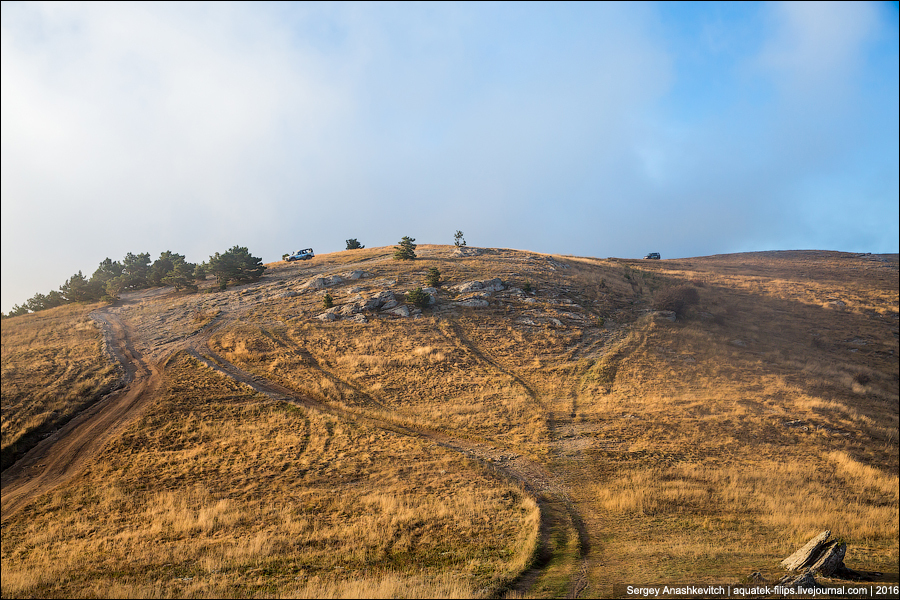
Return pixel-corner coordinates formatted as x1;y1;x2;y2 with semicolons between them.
2;1;898;313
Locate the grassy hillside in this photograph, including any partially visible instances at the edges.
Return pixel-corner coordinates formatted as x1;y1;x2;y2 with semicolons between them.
2;246;897;598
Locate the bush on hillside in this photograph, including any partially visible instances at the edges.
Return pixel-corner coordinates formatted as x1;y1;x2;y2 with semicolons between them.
425;267;441;287
406;287;430;309
653;285;700;318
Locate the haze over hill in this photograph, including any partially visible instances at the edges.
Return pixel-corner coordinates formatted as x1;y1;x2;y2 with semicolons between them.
2;245;897;598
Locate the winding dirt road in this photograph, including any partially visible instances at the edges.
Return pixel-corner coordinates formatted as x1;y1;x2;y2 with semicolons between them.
1;288;589;597
1;302;161;520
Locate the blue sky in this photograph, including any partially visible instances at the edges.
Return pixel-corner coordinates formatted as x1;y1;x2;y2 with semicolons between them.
2;1;898;312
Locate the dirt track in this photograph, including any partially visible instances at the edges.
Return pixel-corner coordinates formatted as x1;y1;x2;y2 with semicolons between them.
1;267;589;597
1;301;161;520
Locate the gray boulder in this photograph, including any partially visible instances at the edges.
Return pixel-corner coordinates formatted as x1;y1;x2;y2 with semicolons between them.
302;275;344;290
452;278;504;294
365;290;396;310
782;531;831;572
456;298;489;308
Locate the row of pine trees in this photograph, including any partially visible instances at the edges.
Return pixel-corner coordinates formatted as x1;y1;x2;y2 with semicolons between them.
5;246;265;318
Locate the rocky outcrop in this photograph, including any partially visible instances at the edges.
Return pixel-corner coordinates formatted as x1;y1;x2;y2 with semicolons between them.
302;275;344;290
778;570;819;590
781;530;853;578
339;290;397;316
456;298;489;308
452;278;504;293
384;305;410;317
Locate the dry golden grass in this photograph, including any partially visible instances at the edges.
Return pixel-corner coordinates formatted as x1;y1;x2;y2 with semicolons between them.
1;301;120;470
2;247;897;597
1;353;538;598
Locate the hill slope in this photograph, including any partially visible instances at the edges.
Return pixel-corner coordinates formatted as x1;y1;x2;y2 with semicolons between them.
2;246;897;598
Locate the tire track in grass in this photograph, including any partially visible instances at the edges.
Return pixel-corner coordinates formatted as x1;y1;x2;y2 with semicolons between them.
437;319;590;598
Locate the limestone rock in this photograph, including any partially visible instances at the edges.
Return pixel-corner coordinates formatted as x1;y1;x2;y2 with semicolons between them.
454;280;484;293
339;301;364;316
782;531;831;572
779;570;819;590
456;298;489;308
365;290;395;310
302;275;344;290
480;278;504;292
316;311;337;322
746;572;768;584
653;310;677;322
384;305;410;317
452;278;504;294
809;541;847;576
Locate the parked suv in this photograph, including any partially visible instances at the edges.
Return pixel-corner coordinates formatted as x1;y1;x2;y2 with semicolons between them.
644;252;661;260
286;248;315;261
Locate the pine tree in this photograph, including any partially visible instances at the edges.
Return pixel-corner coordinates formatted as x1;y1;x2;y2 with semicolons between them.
346;238;365;250
425;267;441;287
162;257;198;292
405;287;430;309
208;246;266;290
393;236;417;260
120;252;151;290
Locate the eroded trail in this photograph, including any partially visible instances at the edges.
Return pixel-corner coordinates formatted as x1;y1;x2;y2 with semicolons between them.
1;302;161;521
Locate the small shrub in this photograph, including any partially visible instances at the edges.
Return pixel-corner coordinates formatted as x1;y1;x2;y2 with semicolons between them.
323;293;334;309
425;267;441;287
346;239;364;250
523;282;533;293
406;288;430;309
853;372;871;385
653;285;700;318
